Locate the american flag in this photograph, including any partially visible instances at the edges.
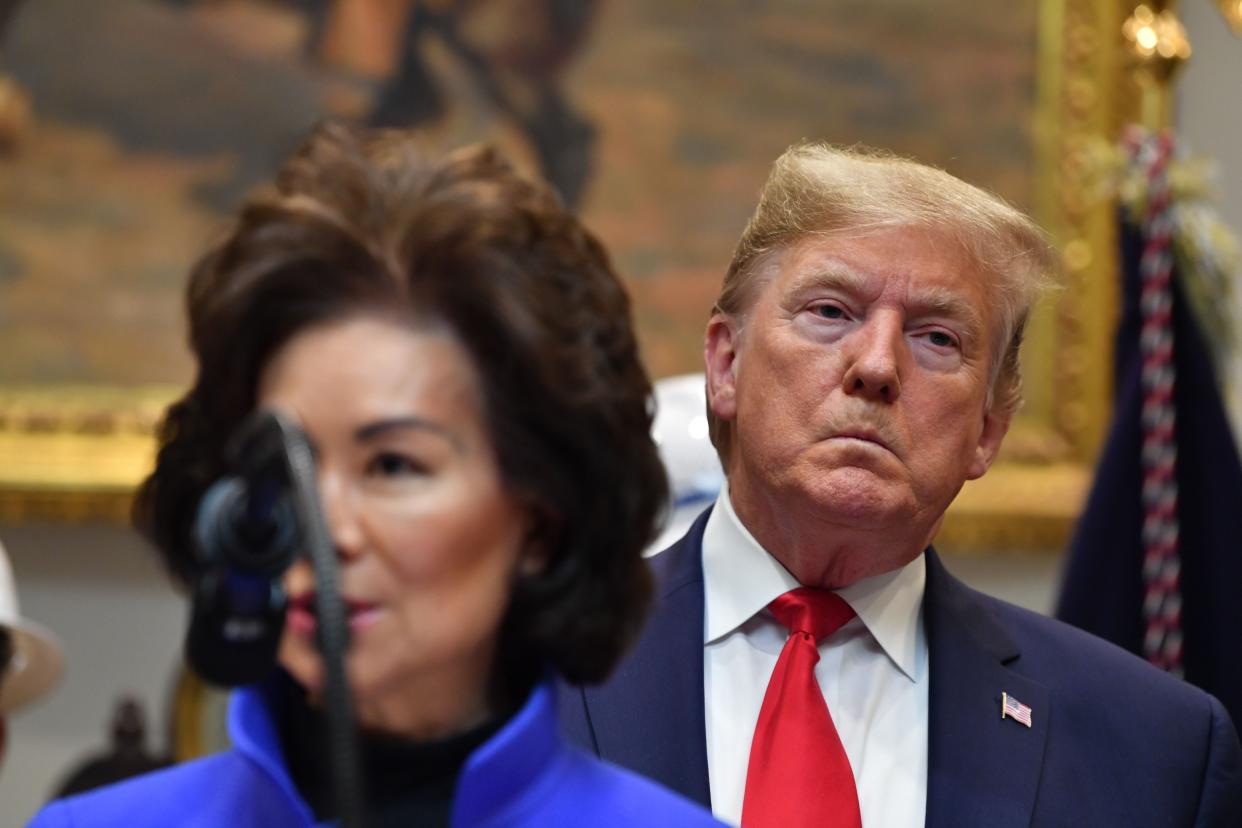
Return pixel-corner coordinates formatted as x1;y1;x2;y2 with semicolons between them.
1001;692;1032;728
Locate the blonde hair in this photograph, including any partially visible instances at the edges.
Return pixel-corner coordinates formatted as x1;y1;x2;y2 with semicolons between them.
709;142;1060;466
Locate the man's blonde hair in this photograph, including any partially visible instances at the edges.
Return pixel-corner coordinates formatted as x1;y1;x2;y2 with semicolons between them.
709;142;1060;466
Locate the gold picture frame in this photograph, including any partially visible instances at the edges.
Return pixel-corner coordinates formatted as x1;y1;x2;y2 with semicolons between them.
0;0;1139;552
939;0;1143;550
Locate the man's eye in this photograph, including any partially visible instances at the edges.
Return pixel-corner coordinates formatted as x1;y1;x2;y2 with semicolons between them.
813;304;846;320
926;331;957;348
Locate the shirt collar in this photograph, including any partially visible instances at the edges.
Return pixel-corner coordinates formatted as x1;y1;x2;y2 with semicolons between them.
702;485;927;683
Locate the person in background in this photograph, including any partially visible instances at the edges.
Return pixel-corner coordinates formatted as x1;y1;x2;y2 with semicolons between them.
51;698;172;797
0;537;64;773
31;123;725;828
560;142;1242;827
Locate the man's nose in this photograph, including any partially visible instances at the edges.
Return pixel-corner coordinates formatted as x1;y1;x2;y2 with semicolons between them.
842;315;902;403
318;469;366;559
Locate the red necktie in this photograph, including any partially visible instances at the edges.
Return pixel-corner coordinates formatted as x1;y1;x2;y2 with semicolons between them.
741;588;862;828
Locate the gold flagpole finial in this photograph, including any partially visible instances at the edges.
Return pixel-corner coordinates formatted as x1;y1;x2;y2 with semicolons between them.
1123;2;1192;129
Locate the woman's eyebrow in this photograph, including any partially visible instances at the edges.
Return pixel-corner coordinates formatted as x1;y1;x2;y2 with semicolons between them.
354;416;462;449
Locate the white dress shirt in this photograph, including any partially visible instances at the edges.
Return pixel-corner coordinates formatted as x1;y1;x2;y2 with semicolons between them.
702;487;928;827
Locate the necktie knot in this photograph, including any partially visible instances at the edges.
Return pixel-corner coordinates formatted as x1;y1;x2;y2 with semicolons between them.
769;587;855;643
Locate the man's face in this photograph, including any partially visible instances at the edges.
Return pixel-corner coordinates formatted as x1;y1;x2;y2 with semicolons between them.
706;226;1009;579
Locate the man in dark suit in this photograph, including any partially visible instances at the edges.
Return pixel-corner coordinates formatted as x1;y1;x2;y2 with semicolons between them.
559;143;1242;827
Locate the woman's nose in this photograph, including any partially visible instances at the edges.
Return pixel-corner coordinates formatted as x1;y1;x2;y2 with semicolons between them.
317;469;366;558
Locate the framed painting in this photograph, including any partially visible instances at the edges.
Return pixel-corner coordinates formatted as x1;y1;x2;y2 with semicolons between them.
0;0;1136;550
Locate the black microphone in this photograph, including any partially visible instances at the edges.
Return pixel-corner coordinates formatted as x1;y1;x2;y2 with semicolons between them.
183;411;366;827
185;416;301;687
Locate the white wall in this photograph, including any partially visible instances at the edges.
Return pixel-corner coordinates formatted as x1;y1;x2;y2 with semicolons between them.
1180;3;1242;237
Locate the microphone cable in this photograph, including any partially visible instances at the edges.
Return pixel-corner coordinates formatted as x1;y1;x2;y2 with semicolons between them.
278;414;367;828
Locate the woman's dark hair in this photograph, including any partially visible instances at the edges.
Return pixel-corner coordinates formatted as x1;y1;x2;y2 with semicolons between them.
133;122;668;685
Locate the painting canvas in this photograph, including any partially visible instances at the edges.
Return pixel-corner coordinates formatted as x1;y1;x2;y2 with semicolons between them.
0;0;1038;386
1;0;1119;546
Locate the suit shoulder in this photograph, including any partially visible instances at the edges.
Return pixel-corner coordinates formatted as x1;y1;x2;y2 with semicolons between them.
976;590;1227;722
645;516;707;595
963;591;1242;822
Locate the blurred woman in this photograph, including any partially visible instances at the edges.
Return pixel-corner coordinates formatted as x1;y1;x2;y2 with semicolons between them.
31;123;723;827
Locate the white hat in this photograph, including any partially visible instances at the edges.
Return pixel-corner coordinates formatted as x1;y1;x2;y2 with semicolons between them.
0;539;63;713
648;374;725;554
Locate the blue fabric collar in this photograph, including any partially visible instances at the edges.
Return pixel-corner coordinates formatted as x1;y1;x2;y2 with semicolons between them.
228;679;318;824
228;678;565;827
451;682;565;827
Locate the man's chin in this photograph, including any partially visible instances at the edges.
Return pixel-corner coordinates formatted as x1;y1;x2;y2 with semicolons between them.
792;468;913;528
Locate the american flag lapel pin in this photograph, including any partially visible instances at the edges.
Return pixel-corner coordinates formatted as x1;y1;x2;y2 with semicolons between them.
1001;692;1033;728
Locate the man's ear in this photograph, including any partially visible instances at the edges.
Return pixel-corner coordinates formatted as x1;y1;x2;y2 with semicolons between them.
704;313;741;422
966;406;1011;480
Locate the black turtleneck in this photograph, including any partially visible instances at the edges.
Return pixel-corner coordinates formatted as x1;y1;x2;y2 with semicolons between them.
279;678;509;828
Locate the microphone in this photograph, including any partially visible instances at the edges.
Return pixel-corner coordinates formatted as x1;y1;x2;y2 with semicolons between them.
183;410;366;827
185;415;301;687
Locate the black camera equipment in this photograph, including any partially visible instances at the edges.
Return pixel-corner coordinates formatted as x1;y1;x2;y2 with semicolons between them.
186;410;365;828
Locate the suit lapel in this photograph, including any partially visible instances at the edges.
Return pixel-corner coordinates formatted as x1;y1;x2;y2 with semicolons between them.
923;549;1049;828
580;509;713;807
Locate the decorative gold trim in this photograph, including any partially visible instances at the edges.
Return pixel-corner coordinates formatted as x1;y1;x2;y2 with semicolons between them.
171;667;209;762
941;463;1092;551
0;386;175;522
934;0;1129;556
944;0;1207;553
1047;0;1125;463
171;665;231;760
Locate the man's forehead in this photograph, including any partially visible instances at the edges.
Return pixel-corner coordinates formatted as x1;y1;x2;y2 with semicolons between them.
714;233;992;354
783;231;987;294
785;261;984;314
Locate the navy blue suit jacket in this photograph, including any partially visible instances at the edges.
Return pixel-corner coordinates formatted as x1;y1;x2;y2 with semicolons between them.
560;509;1242;826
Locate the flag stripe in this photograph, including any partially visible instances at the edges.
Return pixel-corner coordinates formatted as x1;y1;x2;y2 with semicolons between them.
1002;693;1032;727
